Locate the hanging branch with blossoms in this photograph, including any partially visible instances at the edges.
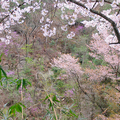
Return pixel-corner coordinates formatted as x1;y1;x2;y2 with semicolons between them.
67;0;120;44
0;0;41;44
0;0;120;48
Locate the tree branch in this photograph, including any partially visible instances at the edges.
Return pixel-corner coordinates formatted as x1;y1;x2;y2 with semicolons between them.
79;0;120;8
0;2;25;24
67;0;120;44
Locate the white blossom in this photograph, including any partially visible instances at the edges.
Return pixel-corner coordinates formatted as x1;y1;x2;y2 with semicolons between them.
1;1;10;10
68;20;75;25
5;39;10;45
67;32;75;39
0;38;6;42
46;18;53;24
99;0;104;6
18;20;24;24
65;15;69;20
41;9;48;16
40;17;44;23
6;35;11;39
61;25;68;31
61;14;64;19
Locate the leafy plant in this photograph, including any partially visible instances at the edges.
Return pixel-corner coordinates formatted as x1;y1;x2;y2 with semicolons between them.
0;53;29;119
44;93;78;120
0;53;7;85
49;40;56;46
54;80;66;93
9;102;26;117
21;44;33;53
14;78;31;90
52;67;62;78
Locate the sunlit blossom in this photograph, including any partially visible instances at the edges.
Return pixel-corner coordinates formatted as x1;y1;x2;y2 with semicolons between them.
40;17;44;23
0;24;4;31
61;25;67;31
51;54;83;77
1;1;10;10
111;1;118;7
99;0;104;6
68;20;75;25
0;38;6;42
5;39;10;45
67;31;75;39
41;9;48;16
53;2;57;8
61;14;64;19
71;13;77;20
61;7;65;13
6;35;11;39
18;20;24;24
46;18;53;24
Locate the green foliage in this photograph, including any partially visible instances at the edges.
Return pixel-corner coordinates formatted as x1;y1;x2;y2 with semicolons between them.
0;108;12;120
116;80;120;86
21;44;33;53
49;40;56;46
9;102;26;116
0;53;3;62
0;54;8;85
40;65;44;71
44;93;60;111
66;43;76;53
15;78;31;90
0;65;7;79
75;18;85;23
73;45;91;67
10;2;17;8
39;57;45;71
52;67;62;78
88;54;107;66
61;109;78;118
100;77;112;85
25;57;34;64
100;4;111;11
0;54;27;119
44;93;78;119
23;66;32;75
92;58;103;65
54;80;66;93
61;103;78;119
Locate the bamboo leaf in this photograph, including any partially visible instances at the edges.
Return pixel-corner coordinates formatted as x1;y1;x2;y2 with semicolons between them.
16;104;22;113
0;65;7;78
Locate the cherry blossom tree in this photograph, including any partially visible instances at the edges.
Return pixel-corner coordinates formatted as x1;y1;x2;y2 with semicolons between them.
51;53;84;77
1;1;120;119
0;0;120;48
87;33;120;79
66;0;120;45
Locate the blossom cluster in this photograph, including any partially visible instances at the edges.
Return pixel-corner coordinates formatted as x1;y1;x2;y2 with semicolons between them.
41;25;56;37
67;31;75;39
51;54;83;77
85;66;113;81
88;32;120;79
0;0;120;49
0;0;41;44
